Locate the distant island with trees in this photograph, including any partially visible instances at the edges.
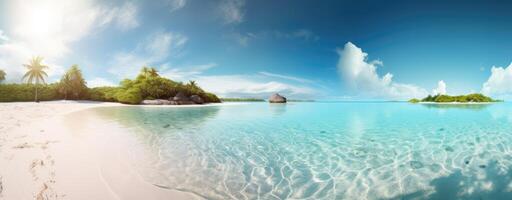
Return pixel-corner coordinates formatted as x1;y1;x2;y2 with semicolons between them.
409;93;501;103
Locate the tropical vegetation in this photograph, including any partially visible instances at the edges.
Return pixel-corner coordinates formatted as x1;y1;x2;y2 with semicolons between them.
0;69;5;82
409;93;499;103
0;61;221;104
58;65;88;100
22;56;48;102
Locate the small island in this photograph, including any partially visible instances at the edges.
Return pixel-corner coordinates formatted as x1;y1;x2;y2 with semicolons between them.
409;93;500;103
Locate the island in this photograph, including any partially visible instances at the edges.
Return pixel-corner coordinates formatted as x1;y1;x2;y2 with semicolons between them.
0;59;221;105
409;93;500;103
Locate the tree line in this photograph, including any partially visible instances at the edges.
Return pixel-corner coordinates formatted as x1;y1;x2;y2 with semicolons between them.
0;57;220;104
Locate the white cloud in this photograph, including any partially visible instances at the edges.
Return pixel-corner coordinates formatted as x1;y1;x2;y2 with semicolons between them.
161;63;217;81
100;2;139;30
168;0;186;12
337;42;428;100
259;71;314;83
109;31;188;78
482;63;512;98
219;0;245;24
195;75;316;99
159;64;317;99
0;0;140;83
87;77;117;88
432;80;447;95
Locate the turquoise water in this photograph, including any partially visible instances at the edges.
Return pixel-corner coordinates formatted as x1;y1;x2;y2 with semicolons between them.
93;102;512;199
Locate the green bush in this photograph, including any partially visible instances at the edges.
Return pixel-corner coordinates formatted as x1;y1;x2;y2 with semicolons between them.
116;87;142;104
415;93;497;103
0;83;60;102
87;87;120;102
408;98;420;103
0;66;222;104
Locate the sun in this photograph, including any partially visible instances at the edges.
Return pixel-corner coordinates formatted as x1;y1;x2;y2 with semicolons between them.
11;0;62;40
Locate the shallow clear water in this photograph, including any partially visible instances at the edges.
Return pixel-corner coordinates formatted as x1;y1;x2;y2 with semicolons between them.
93;102;512;199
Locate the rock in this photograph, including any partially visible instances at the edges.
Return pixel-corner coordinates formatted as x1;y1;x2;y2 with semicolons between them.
173;92;189;101
141;99;171;105
142;99;162;105
158;99;171;105
169;92;195;105
269;93;287;103
190;95;204;104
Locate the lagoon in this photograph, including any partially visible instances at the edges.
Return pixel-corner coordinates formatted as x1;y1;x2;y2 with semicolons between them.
86;102;512;199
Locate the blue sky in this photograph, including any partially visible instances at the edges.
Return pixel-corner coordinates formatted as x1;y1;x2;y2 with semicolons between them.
1;0;512;100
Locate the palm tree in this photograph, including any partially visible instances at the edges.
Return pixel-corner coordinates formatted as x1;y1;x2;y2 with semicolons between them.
140;66;151;78
149;67;159;77
58;65;87;100
0;69;5;82
22;56;48;102
58;73;72;100
188;80;197;87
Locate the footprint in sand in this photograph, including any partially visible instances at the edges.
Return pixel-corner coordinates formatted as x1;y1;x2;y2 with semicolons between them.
13;142;34;149
1;176;3;197
30;159;45;180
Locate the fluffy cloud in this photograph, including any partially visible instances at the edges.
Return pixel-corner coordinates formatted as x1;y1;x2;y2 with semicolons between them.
159;65;317;99
482;63;512;98
432;80;447;95
167;0;186;12
337;42;428;100
0;0;139;83
100;2;139;30
108;31;188;78
87;77;117;88
219;0;245;24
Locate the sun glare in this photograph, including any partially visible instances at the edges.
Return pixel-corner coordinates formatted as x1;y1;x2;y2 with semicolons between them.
13;1;62;40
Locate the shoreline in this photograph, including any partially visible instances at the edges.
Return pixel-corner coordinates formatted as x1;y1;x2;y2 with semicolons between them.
0;101;245;199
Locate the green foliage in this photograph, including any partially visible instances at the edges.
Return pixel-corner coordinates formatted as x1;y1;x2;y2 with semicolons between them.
0;69;5;82
201;92;221;103
58;65;88;100
414;93;498;103
91;66;221;104
22;56;49;102
116;87;142;104
0;84;59;102
22;56;48;84
87;87;120;102
0;64;221;104
408;98;420;103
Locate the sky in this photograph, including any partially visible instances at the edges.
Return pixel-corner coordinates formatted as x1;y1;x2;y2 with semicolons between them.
1;0;512;100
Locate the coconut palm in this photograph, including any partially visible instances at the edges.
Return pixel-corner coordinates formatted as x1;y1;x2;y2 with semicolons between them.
22;56;48;102
149;67;159;77
188;80;197;87
140;66;151;78
0;69;5;82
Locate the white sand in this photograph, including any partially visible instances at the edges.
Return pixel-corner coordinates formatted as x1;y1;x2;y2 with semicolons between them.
0;101;206;200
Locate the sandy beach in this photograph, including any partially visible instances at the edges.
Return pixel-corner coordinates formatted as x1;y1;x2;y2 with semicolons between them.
0;101;204;200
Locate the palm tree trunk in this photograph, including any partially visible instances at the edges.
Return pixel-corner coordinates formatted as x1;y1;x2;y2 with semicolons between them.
35;84;39;102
